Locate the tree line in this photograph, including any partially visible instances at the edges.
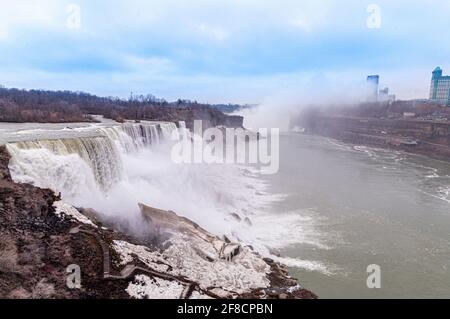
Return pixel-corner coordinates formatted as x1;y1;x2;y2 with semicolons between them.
0;87;242;124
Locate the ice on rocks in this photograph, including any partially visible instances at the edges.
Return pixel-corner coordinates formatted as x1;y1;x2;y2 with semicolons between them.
126;275;185;299
53;201;97;227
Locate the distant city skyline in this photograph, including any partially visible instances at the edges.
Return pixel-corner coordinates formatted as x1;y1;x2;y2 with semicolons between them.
430;67;450;105
0;0;449;104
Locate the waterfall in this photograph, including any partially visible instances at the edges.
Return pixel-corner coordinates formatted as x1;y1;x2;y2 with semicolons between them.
7;136;122;193
177;121;189;141
3;119;309;270
160;123;178;140
97;122;178;153
6;121;179;197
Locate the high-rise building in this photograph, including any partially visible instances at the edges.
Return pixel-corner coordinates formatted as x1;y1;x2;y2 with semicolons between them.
379;87;396;103
429;67;450;105
366;75;380;101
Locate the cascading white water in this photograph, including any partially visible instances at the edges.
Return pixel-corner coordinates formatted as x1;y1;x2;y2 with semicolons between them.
96;122;177;153
5;119;327;273
160;122;179;140
7;136;122;192
6;121;178;198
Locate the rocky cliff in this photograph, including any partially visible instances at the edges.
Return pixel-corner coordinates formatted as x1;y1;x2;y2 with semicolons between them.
0;146;315;299
299;114;450;162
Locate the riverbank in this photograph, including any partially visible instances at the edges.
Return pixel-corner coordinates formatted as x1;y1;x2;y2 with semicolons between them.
299;114;450;163
0;145;316;299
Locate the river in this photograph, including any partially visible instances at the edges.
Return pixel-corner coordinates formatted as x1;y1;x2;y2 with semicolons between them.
2;121;450;298
265;133;450;298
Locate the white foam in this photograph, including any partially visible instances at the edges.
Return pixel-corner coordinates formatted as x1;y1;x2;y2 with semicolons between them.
6;122;331;275
273;256;332;275
420;190;450;204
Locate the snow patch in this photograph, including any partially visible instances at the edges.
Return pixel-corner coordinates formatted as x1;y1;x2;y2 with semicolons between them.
189;291;213;299
111;240;170;273
126;275;184;299
53;201;97;227
112;233;270;297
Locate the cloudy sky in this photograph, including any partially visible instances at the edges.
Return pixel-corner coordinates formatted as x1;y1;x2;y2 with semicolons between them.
0;0;449;103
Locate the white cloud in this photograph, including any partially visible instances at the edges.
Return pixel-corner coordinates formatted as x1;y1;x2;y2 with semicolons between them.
288;18;312;33
124;55;175;74
197;24;230;41
0;0;448;102
0;0;63;28
0;24;7;40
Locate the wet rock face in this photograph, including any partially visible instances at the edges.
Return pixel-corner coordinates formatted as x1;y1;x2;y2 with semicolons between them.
0;146;11;181
0;146;58;219
0;146;114;298
0;147;72;298
0;146;316;299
